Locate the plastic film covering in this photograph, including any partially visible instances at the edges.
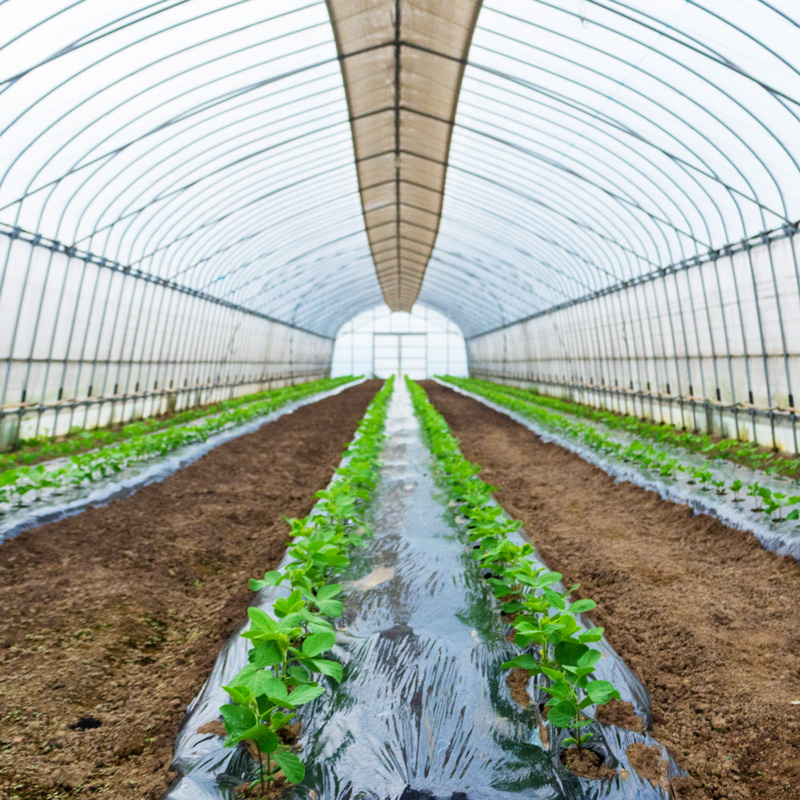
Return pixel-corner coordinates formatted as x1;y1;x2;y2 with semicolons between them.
327;0;482;311
0;0;384;443
0;378;363;545
165;380;681;799
410;1;800;453
438;378;800;561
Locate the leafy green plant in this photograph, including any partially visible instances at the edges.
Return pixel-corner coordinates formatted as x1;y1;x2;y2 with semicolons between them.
730;479;744;502
748;482;767;512
0;377;359;512
405;377;619;760
441;376;800;482
711;478;726;496
219;377;394;794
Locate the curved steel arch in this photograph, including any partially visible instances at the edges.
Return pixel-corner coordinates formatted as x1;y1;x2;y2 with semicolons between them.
0;0;798;348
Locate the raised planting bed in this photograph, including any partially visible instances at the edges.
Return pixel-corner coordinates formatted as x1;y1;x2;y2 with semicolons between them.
0;379;355;473
423;380;800;800
172;377;681;799
0;376;360;544
0;380;382;800
439;377;800;559
446;377;800;480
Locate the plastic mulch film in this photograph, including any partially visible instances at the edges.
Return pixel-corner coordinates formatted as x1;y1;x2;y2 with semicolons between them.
0;379;364;545
164;380;682;800
437;379;800;561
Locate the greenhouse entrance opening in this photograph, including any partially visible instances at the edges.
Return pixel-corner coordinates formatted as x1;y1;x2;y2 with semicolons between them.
372;333;426;379
331;305;468;379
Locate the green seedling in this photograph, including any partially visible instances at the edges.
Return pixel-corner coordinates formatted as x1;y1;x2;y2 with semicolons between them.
406;377;620;760
219;377;394;792
0;377;359;510
730;479;744;502
747;482;766;512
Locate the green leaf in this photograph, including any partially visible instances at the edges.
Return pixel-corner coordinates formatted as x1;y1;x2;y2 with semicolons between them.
249;570;283;591
302;631;336;657
545;700;576;728
568;599;597;614
220;704;256;739
577;649;602;671
316;583;342;601
252;640;283;668
316;599;344;617
578;627;604;643
247;607;277;632
287;684;325;706
253;726;279;753
541;665;563;682
273;749;305;783
223;684;252;706
246;672;288;702
310;657;343;682
586;680;621;705
500;654;538;671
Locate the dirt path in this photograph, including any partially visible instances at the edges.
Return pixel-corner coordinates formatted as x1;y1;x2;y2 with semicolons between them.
422;381;800;800
0;380;381;800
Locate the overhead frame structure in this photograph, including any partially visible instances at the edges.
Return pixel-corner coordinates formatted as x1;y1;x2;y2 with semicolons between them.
0;1;800;450
326;0;482;311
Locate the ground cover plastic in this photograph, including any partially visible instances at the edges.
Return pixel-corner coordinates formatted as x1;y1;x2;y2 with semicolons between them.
0;379;363;545
437;379;800;561
165;381;681;799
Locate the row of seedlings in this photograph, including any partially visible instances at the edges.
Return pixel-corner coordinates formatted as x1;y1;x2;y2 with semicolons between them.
443;377;800;525
406;378;620;770
218;376;394;795
1;378;357;472
0;377;357;512
449;378;800;478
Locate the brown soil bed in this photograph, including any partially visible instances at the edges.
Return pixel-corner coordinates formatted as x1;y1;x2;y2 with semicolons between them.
0;380;381;800
423;381;800;800
561;746;616;780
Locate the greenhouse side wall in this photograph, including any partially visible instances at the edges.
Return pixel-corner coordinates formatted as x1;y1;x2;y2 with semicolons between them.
0;234;334;446
467;230;800;454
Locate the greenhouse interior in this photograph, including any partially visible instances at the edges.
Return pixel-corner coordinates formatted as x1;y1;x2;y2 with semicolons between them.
1;1;799;799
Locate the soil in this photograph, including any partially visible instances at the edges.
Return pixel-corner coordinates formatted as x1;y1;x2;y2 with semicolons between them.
234;774;287;799
561;746;616;780
0;380;381;800
423;381;800;800
505;668;531;707
626;742;669;788
595;698;645;733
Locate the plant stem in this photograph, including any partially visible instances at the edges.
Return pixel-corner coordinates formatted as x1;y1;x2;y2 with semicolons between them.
258;750;265;797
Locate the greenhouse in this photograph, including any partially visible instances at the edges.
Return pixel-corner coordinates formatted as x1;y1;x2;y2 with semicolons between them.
0;1;799;799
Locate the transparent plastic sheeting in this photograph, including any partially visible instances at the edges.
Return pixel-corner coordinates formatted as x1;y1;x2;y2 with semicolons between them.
164;381;681;800
0;379;363;545
418;1;800;338
437;380;800;561
0;1;383;337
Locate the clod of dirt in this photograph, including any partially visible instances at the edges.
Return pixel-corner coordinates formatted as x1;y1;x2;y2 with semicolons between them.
626;742;668;787
69;716;102;730
197;720;227;738
561;746;616;780
278;721;302;746
506;668;530;707
595;698;645;732
235;774;287;798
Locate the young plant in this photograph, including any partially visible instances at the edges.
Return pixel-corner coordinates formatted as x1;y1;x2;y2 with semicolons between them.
406;377;620;759
219;377;394;793
747;482;766;511
730;479;744;502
